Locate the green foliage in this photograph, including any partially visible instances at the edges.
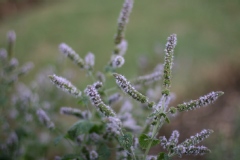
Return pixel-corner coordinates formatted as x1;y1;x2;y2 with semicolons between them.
139;134;160;149
118;132;133;150
97;143;111;160
66;120;104;140
157;152;170;160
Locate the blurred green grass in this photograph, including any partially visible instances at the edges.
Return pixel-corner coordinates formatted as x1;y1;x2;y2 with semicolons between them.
1;0;240;87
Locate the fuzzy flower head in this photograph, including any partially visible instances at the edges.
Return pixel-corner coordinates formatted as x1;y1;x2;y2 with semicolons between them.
0;49;7;61
105;116;122;137
89;150;98;160
84;52;95;69
162;34;177;95
60;107;91;119
108;93;122;105
115;39;128;55
84;83;116;117
181;129;213;147
176;91;224;112
18;62;34;76
115;0;133;44
96;71;106;83
113;73;154;107
59;43;85;68
7;30;16;44
133;64;163;85
8;58;19;71
36;109;55;129
111;55;125;68
49;74;82;97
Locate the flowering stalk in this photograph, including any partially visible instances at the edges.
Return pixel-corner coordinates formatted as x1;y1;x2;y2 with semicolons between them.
107;0;133;71
84;52;95;70
84;82;116;117
114;0;133;45
111;55;125;68
176;91;224;112
160;129;213;157
59;43;85;69
181;129;213;147
113;73;154;108
36;108;55;129
108;93;122;105
49;74;82;98
60;107;91;119
162;34;177;96
132;65;163;85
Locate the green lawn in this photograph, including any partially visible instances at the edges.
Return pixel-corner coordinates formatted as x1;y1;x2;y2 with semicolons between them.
1;0;239;86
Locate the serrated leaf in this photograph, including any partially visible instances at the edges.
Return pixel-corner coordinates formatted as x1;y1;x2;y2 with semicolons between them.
66;120;93;140
157;152;170;160
118;132;133;150
97;143;111;160
139;134;160;149
54;135;64;145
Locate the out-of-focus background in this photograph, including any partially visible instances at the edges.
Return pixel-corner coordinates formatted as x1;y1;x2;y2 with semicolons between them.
1;0;240;159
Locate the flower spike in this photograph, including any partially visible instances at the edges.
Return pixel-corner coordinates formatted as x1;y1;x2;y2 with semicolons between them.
49;74;82;97
176;91;224;112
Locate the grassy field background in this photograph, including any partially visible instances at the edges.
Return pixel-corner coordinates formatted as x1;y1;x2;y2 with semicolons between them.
1;0;240;159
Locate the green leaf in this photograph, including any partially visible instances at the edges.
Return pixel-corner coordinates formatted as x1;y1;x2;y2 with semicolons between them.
165;117;170;124
157;152;170;160
159;113;170;123
139;134;160;149
89;122;105;134
97;143;111;160
53;135;64;145
66;120;94;140
118;132;133;150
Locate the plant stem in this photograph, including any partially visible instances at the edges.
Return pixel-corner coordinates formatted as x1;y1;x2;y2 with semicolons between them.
131;147;137;160
143;98;166;159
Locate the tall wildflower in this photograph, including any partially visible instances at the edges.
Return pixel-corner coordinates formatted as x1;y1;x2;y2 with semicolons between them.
111;55;125;68
176;91;224;112
181;129;213;147
49;74;82;97
113;73;154;108
162;34;177;96
59;43;85;69
84;82;116;117
160;129;213;157
60;107;91;119
84;52;95;70
36;109;55;129
133;64;163;85
114;0;133;45
107;0;133;71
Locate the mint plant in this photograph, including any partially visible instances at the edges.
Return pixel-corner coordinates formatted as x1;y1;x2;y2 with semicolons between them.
39;0;224;159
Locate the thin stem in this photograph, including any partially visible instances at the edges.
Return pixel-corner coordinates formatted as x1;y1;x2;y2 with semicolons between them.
131;147;137;160
143;97;166;159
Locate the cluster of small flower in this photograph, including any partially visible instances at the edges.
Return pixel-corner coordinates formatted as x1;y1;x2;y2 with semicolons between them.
160;129;213;157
